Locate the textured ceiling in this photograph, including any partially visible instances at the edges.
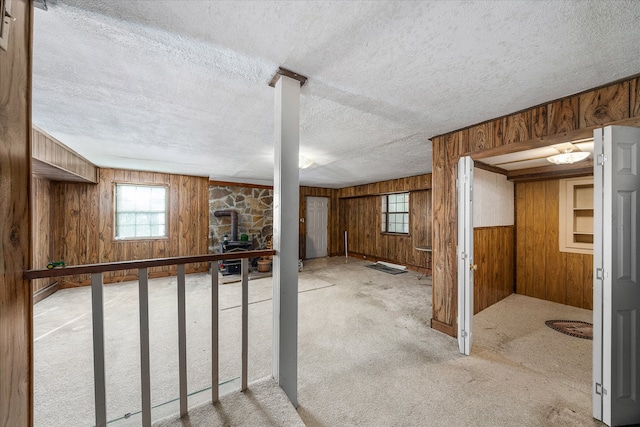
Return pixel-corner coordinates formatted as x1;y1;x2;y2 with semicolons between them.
32;1;640;187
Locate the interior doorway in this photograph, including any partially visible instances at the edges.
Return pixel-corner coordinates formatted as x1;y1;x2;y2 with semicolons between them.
305;196;328;259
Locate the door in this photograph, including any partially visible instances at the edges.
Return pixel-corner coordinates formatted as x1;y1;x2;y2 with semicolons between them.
457;156;474;355
305;196;328;259
593;126;640;426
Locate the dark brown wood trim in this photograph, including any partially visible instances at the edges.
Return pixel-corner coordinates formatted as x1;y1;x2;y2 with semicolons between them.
209;180;273;190
268;67;308;88
24;250;276;280
473;161;509;176
508;167;593;183
473;225;514;231
33;281;59;304
507;160;593;180
430;319;455;337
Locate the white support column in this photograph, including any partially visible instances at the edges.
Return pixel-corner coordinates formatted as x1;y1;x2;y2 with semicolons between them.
272;72;302;407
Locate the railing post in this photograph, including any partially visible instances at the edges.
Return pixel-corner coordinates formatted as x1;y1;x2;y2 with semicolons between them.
177;264;188;416
241;258;249;391
91;272;107;427
138;268;151;426
211;262;219;402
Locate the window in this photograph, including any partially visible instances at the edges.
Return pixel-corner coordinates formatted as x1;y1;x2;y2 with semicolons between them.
115;184;168;239
559;177;593;254
382;193;409;234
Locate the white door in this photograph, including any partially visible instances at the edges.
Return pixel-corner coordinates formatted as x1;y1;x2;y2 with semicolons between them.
457;156;474;355
305;196;328;259
593;125;640;426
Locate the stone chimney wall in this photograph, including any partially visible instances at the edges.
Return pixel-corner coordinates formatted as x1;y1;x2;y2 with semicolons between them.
209;185;273;253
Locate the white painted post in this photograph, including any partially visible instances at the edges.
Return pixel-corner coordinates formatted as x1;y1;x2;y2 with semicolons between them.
138;268;151;427
91;272;107;427
241;258;249;391
211;262;219;403
272;74;300;407
177;264;188;416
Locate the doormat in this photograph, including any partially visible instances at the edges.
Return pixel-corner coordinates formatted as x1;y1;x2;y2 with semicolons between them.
545;320;593;340
365;264;408;275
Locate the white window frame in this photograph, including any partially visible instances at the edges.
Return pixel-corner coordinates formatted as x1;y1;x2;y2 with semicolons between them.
114;183;169;240
381;192;409;235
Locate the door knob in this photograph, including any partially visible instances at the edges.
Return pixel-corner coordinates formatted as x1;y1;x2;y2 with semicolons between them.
470;264;477;271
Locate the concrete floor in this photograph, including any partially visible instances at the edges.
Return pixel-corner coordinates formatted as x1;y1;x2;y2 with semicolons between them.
34;257;599;426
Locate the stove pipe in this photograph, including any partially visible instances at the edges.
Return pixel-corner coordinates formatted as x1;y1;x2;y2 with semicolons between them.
214;210;238;241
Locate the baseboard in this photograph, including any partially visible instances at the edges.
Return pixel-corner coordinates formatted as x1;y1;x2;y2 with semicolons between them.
431;318;455;337
33;281;60;304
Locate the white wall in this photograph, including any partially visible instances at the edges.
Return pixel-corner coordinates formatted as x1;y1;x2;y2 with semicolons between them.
473;168;514;227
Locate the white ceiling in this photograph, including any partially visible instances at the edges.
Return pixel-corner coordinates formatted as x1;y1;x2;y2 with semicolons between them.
32;1;640;188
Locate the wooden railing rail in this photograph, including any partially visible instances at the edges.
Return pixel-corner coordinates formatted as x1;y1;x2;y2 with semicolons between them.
25;249;275;427
24;249;275;280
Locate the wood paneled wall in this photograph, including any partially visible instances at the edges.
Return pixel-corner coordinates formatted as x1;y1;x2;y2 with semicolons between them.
0;0;33;423
32;176;56;297
432;75;640;337
32;126;98;183
337;174;431;198
515;181;593;309
339;186;432;272
53;168;209;286
299;186;340;258
473;227;515;314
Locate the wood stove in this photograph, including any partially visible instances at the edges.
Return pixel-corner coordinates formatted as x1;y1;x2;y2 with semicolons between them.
219;240;252;275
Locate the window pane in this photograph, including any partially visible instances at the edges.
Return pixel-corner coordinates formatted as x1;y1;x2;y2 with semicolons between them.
115;184;168;239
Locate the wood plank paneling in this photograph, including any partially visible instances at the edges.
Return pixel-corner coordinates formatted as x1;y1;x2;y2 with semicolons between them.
340;188;432;272
547;96;579;134
579;82;630;127
543;180;564;303
515;180;592;309
531;105;548;138
32;126;98;183
32;177;55;294
337;173;431;199
515;184;526;295
504;111;531;144
473;227;514;314
53;168;209;287
432;76;638;336
468;123;493;153
432;137;447;328
631;77;640;118
0;0;33;423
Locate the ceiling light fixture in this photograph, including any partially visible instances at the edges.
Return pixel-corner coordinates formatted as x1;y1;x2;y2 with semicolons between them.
299;155;313;169
547;149;590;165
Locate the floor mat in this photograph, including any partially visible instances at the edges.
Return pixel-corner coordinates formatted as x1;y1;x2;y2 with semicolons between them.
545;320;593;340
365;264;407;275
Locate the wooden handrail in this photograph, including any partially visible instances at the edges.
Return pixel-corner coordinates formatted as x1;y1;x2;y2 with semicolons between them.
24;249;276;280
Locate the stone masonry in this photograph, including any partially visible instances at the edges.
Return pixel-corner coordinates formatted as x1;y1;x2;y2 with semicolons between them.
209;185;273;253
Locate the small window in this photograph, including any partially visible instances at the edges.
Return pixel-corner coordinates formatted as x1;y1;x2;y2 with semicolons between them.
382;193;409;234
115;184;168;239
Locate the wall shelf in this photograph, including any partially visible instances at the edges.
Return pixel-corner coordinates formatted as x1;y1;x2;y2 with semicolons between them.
559;177;594;254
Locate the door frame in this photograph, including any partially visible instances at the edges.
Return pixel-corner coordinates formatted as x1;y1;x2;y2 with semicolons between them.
304;196;328;259
457;156;474;355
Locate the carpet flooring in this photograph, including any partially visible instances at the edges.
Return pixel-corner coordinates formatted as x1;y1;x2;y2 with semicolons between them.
33;257;599;427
